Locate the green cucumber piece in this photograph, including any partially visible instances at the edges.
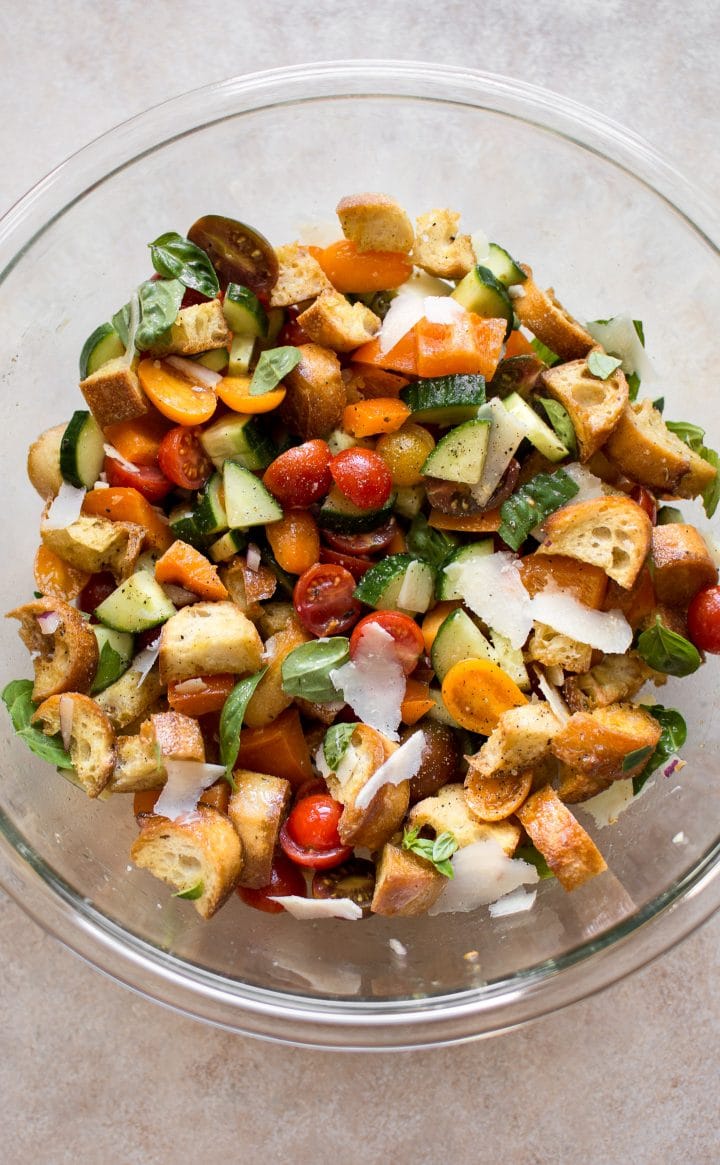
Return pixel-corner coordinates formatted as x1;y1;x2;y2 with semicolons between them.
265;308;285;345
195;348;229;373
209;529;248;563
79;323;125;379
425;686;462;728
502;392;569;462
421;418;490;485
430;608;494;681
168;506;211;549
95;572;176;633
223;283;268;338
200;413;274;471
59;409;106;489
437;541;494;600
318;486;395;534
401;373;486;425
193;472;228;536
223;461;283;528
483;244;526;287
452;265;513;337
228;333;256;376
490;630;530;691
353;555;434;613
90;627;135;693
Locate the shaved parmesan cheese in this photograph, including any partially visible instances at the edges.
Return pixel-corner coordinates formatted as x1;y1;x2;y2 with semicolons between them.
446;551;534;649
103;444;140;474
269;895;363;921
396;270;452;298
330;623;404;741
508;284;526;299
579;778;635;828
585;316;653;380
132;636;161;686
396;559;434;612
531;588;633;653
470;398;529;507
562;462;606;504
489;887;537;917
172;677;205;694
154;759;225;820
429;837;539;915
470;229;490;263
166;354;222;388
423;296;465;325
355;731;426;810
377;295;425;354
43;481;86;530
533;667;570;724
59;694;74;751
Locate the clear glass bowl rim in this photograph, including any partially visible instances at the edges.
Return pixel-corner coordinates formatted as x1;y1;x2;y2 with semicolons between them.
1;59;719;1050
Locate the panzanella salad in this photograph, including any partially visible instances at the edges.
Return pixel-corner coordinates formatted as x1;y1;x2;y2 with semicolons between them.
5;194;720;922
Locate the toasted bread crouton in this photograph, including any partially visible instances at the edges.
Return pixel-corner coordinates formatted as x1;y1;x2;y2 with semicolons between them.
650;524;718;606
94;666;163;730
228;770;291;888
279;343;346;439
516;786;607;890
526;623;593;674
109;726;164;793
603;564;657;630
465;704;562;783
41;514;144;580
255;601;295;638
603;400;692;492
336;193;415;254
370;842;445;916
514;266;595;361
269;244;333;308
412;209;475;279
27;423;66;500
159;601;263;684
219;556;277;620
80;358;147;429
147;300;231;357
537;495;652;589
32;693;115;797
551;703;661;787
540;359;628;461
244;620;309;729
131;805;242;919
7;597;99;701
564;652;654;713
408;783;521;852
325;724;410;851
556;763;615;803
675;449;718;499
297;290;381;353
152;711;205;761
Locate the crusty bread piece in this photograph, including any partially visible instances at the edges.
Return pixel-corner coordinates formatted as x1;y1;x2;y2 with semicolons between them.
537;495;652;589
412;209;475;279
80;358;148;429
27;423;66;500
131;805;242;919
219;555;277;620
94;666;163;730
32;692;115;797
563;652;654;713
269;243;333;308
526;622;593;674
540;358;628;461
551;702;661;784
228;770;291;888
556;763;614;803
152;711;205;762
370;842;445;917
603;400;692;492
147;300;231;357
408;783;521;852
109;728;164;793
464;770;533;823
279;343;346;439
465;704;562;782
675;449;718;499
336;193;415;254
255;601;296;638
516;786;607;890
297;290;380;352
159;601;263;684
41;514;144;580
650;523;718;606
514;265;595;361
244;619;309;729
325;725;409;851
7;597;98;701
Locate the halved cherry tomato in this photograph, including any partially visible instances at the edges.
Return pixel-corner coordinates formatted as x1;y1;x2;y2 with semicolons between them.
237;853;308;913
104;456;173;503
277;305;312;348
78;571;117;619
329;448;393;509
350;611;425;676
688;585;720;653
187;214;279;299
312;858;376;915
287;793;344;849
631;485;658;525
322;515;398;557
294;564;362;637
279;810;352;870
157;426;213;490
319;547;375;580
263;439;332;508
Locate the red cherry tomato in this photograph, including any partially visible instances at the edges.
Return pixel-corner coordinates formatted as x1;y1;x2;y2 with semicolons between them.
631;485;657;525
158;426;213;490
350;611;425;675
293;563;363;637
287;794;344;849
78;571;117;619
135;627;162;652
329;448;393;509
687;585;720;653
263;440;332;509
319;546;375;580
322;515;398;557
237;853;307;914
104;457;173;503
181;287;210;308
277;308;312;348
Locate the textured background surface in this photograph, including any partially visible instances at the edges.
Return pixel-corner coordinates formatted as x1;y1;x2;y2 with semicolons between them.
1;3;719;1162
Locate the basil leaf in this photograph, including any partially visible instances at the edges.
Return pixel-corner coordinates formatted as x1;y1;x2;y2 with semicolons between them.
407;514;458;569
656;505;685;525
90;642;126;694
627;371;641;401
174;881;204;900
587;351;622;379
622;744;654;773
498;468;579;551
114;279;184;352
432;831;459;864
529;337;559;366
515;844;554;880
219;668;267;785
636;617;701;677
249;346;301;396
633;705;687;794
402;826;457;878
281;638;350;703
537;398;577;456
666;420;720;518
323;722;358;770
149;232;220;298
652;397;665;414
2;679;72;769
666;420;705;449
633;319;646;346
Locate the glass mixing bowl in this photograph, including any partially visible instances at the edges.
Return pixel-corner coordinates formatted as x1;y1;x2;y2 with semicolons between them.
1;62;719;1050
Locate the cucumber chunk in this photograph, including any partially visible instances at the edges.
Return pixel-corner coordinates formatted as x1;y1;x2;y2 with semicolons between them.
79;323;125;379
483;244;526;288
95;572;176;633
209;529;248;563
228;334;256;376
223;283;268;338
193;472;228;536
200;414;274;471
421;418;490;485
451;265;513;337
437;541;494;601
318;485;395;534
354;555;435;613
168;506;211;549
195;348;229;373
223;461;283;527
401;373;486;426
90;627;135;693
502;392;569;462
431;608;494;681
59;409;106;489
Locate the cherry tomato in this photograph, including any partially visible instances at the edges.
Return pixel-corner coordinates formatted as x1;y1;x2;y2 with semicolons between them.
329;448;393;510
136;627;162;652
78;571;117;619
312;858;376;915
158;426;213;490
322;515;398;557
237;853;307;914
319;546;374;580
186;214;279;299
181;287;210;309
687;585;720;653
293;564;363;637
104;457;173;503
350;611;425;675
263;439;332;508
631;485;657;525
287;794;344;849
277;305;312;347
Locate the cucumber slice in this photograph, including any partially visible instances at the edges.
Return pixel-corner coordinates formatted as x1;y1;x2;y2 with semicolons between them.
452;266;513;337
490;630;530;691
421;418;490;485
353;555;435;613
425;686;462;728
195;348;229;373
228;333;256;376
437;540;494;600
79;323;126;379
200;414;274;471
209;529;248;563
223;461;283;528
483;244;526;288
90;626;135;693
193;472;228;536
95;572;176;633
318;485;395;534
401;373;486;426
265;308;285;345
168;506;211;550
223;283;268;338
59;409;106;489
502;392;569;462
430;608;494;681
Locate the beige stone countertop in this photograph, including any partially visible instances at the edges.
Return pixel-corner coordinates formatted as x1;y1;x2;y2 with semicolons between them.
1;4;719;1162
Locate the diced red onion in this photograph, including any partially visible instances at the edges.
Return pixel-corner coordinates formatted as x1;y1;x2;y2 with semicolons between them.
37;611;60;635
166;355;222;388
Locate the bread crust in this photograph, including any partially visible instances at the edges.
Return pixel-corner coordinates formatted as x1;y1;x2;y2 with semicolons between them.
603;400;691;491
269;244;333;308
516;785;607;890
32;692;115;797
540;358;628;461
41;514;144;580
537;495;652;589
7;597;99;701
147;300;231;357
159;601;263;684
370;843;445;917
650;523;718;606
514;265;595;360
279;343;346;439
80;359;148;429
27;423;66;499
551;703;662;784
412;209;475;279
409;783;521;850
336;193;414;254
325;725;410;851
297;290;380;352
228;770;291;888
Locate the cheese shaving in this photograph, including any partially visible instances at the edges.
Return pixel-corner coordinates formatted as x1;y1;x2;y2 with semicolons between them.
377;295;425;355
269;895;363;921
166;354;222;388
533;667;570;724
153;759;225;821
355;730;425;810
422;296;465;325
531;588;633;653
446;551;534;650
330;623;405;741
488;887;537;917
103;444;140;474
579;778;635;828
42;481;86;530
429;837;539;915
132;636;161;687
585;316;653;380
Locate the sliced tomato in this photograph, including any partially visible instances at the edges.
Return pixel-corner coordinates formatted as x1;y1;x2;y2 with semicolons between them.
263;439;332;509
104;457;173;502
158;426;213;490
293;564;363;637
319;546;375;580
350;611;425;675
237;853;307;913
329;448;393;509
78;571;117;619
286;794;344;850
688;585;720;653
322;515;398;557
276;305;312;347
279;819;352;870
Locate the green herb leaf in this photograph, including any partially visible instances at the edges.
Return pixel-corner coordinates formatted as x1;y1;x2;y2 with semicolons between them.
406;513;458;569
322;722;358;771
586;351;622;380
666;419;720;518
529;337;559;366
432;831;459;863
627;371;641;401
498;468;579;551
537;398;577;456
656;505;685;525
113;278;184;351
219;668;267;785
90;642;126;695
149;232;220;298
174;881;204;900
515;844;554;880
249;346;301;396
636;617;702;677
652;397;665;414
402;826;458;878
2;679;72;768
633;319;646;346
633;705;687;794
281;638;350;703
622;744;655;773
